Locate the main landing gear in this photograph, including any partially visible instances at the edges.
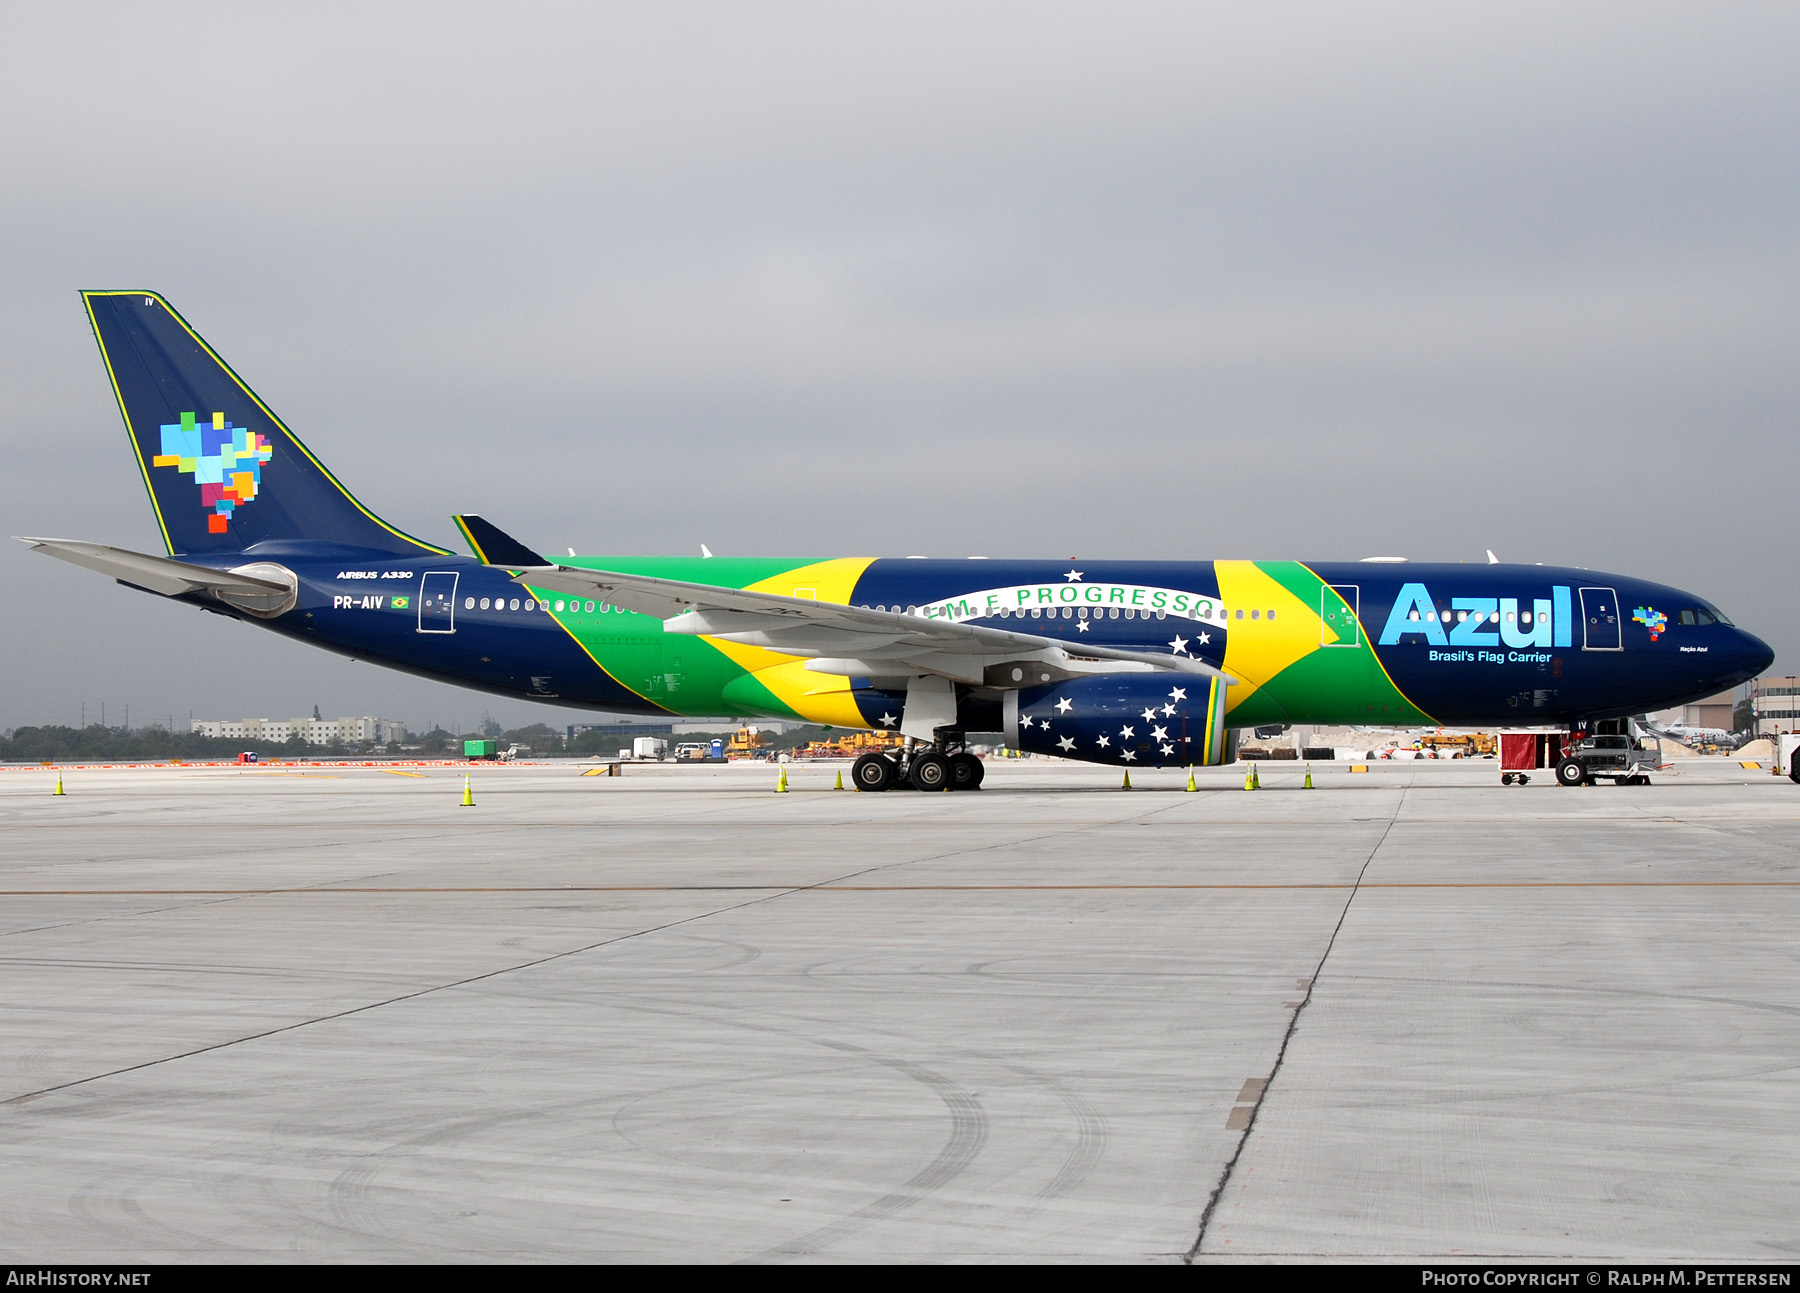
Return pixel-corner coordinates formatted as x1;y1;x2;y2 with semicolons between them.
852;740;985;792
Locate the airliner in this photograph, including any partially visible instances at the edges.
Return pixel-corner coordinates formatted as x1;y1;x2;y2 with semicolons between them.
1661;723;1737;746
20;292;1773;790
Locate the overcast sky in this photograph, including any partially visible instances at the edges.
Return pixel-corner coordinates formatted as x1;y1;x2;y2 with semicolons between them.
3;2;1796;733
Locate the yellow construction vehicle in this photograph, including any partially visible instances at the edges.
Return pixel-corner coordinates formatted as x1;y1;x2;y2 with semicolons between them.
725;726;766;759
795;730;906;760
1418;731;1497;757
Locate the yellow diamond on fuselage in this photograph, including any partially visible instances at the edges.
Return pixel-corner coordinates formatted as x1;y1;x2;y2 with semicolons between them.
703;557;877;726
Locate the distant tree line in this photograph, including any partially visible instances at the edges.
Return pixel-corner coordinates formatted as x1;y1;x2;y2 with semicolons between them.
0;720;847;763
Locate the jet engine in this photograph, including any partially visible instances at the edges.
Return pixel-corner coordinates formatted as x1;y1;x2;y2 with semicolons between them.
1005;674;1234;768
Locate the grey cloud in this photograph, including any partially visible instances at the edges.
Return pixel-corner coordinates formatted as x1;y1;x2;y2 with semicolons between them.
2;2;1796;731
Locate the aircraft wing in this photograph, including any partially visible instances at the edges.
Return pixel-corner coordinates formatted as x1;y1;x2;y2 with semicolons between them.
16;537;295;599
454;514;1233;689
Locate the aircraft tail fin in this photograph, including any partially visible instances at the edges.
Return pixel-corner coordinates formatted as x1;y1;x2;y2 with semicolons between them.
81;291;447;558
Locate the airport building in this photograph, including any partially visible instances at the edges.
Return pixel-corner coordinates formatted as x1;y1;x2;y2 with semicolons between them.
566;720;676;742
189;716;407;745
1751;676;1800;735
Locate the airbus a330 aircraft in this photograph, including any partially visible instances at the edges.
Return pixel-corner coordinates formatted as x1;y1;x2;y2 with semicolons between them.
22;291;1774;791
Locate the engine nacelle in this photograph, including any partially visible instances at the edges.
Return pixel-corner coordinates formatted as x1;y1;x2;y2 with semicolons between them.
1005;674;1235;768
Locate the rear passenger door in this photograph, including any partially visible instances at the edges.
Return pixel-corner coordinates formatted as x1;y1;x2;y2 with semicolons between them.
418;572;458;633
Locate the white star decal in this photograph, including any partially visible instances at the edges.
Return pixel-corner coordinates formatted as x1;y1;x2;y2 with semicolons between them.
1197;632;1211;645
1141;707;1158;722
1020;716;1033;729
1160;743;1175;757
1057;735;1076;751
1169;635;1189;654
1161;704;1177;717
1120;749;1137;762
1095;734;1110;747
878;713;897;727
1119;725;1134;739
1064;569;1083;582
1076;620;1090;632
1151;725;1169;741
1055;697;1073;714
1169;687;1187;701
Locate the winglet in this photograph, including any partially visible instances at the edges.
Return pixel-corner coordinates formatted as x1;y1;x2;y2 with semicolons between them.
452;514;554;569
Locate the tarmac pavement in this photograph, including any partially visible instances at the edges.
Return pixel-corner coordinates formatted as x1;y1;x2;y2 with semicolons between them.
0;756;1795;1262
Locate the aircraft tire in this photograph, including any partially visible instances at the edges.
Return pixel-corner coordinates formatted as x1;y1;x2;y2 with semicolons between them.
1790;751;1800;784
852;753;895;792
1555;759;1586;787
948;752;984;790
910;751;951;791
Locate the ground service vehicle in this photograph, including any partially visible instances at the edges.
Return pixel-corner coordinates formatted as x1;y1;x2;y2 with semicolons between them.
1781;734;1800;784
1555;734;1661;786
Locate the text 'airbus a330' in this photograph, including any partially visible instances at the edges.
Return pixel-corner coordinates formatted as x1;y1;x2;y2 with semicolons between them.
21;292;1774;790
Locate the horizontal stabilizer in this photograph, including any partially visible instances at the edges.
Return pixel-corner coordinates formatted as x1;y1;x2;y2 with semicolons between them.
17;537;293;599
453;514;551;569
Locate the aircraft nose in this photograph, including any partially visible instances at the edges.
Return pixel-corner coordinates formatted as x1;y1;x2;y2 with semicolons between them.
1733;628;1775;682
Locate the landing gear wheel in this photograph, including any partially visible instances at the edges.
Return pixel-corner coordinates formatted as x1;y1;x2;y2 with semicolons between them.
1556;759;1586;787
948;752;984;790
852;753;895;792
1790;752;1799;784
910;751;951;792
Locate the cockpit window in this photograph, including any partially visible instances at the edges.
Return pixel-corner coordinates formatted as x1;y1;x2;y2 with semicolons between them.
1707;605;1733;626
1679;608;1718;626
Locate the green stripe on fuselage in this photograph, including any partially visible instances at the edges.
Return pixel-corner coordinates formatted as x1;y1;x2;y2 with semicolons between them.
1253;561;1434;725
527;557;819;717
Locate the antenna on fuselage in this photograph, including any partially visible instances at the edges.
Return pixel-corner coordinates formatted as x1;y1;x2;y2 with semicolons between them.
1486;550;1500;564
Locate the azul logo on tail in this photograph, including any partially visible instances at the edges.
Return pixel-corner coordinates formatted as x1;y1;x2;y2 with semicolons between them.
151;411;273;534
1378;582;1575;649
